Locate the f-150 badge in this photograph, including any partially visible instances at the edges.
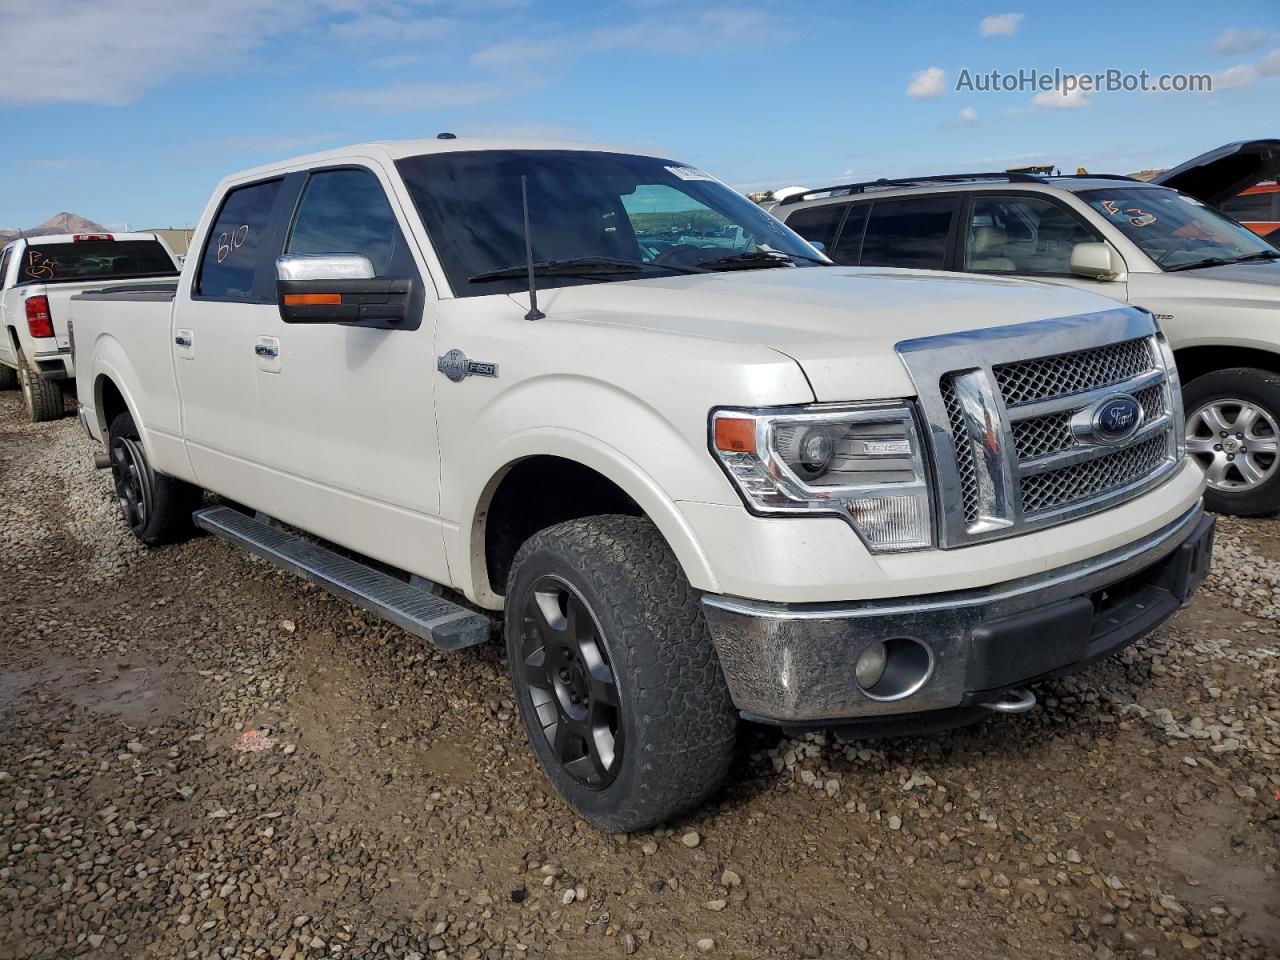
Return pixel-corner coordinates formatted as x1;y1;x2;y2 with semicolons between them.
438;349;498;383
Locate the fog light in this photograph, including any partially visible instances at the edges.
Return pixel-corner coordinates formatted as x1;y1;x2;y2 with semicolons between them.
855;641;888;691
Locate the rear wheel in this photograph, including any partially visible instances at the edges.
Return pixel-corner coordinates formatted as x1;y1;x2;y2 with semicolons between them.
505;515;737;831
1184;368;1280;516
16;350;64;422
107;411;202;544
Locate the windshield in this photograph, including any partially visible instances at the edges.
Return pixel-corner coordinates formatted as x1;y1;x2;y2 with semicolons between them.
396;150;822;296
1078;186;1278;270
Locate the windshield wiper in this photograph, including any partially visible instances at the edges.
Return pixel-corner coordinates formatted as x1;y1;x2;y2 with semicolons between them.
1230;250;1280;263
1165;257;1234;273
469;256;703;283
694;250;828;270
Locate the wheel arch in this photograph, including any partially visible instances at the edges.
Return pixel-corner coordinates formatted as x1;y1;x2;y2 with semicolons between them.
464;441;720;609
1174;344;1280;385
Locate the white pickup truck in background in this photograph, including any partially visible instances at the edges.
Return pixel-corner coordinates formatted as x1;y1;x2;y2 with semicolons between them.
0;232;179;420
70;138;1212;830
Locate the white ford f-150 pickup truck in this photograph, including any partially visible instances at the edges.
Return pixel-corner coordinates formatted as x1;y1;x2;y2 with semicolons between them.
0;232;179;420
70;138;1214;830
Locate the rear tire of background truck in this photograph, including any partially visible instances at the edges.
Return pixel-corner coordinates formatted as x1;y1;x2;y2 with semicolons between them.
505;515;738;832
107;411;202;545
1183;367;1280;516
16;350;64;422
0;363;17;390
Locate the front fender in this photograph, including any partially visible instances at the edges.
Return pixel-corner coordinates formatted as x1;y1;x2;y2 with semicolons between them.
454;428;725;609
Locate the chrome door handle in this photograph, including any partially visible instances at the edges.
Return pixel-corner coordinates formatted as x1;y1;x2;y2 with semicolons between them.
174;334;192;347
254;344;279;358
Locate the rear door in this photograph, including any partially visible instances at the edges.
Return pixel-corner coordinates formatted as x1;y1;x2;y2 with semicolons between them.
175;175;299;507
251;163;449;583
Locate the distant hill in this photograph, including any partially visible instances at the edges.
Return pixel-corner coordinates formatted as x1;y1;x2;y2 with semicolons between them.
0;212;107;245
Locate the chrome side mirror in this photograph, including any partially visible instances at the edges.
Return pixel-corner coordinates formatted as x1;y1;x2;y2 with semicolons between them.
1069;242;1125;281
276;253;375;281
274;253;411;325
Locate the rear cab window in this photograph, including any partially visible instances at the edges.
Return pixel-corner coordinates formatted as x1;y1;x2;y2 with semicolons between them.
15;239;177;285
197;179;285;299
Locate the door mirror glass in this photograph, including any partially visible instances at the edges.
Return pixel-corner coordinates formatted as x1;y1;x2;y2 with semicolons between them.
1069;242;1123;280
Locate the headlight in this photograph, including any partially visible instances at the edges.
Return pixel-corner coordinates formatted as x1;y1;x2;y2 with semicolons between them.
710;402;934;552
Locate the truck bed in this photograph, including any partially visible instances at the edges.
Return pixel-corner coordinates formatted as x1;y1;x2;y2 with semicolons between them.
73;281;179;303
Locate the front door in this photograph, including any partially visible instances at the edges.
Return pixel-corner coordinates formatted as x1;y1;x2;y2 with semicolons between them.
251;164;449;583
961;193;1129;302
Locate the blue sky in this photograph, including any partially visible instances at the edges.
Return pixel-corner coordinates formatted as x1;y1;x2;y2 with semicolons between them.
0;0;1277;230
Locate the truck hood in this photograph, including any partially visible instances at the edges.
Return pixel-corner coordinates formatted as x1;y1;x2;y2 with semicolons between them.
526;266;1131;400
1152;138;1280;206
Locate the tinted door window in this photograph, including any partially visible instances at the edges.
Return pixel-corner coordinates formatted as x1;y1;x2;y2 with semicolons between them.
964;195;1098;274
197;179;283;299
784;203;846;249
286;168;412;277
859;196;959;270
829;203;870;265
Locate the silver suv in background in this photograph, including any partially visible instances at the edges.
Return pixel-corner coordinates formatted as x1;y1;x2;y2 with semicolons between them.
771;168;1280;516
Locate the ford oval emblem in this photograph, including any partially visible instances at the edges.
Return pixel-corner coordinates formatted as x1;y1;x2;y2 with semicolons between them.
1092;394;1143;443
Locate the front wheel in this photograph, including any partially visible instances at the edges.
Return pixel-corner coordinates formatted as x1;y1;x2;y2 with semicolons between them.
505;515;738;831
1183;367;1280;516
107;411;202;544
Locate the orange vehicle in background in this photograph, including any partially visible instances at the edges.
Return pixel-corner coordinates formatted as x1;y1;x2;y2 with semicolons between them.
1154;139;1280;243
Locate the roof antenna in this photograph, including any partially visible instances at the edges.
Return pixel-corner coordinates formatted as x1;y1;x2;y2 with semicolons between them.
521;174;544;321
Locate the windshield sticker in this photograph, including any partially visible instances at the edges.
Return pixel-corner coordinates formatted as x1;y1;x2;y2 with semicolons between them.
1100;200;1156;227
24;250;55;280
665;165;716;182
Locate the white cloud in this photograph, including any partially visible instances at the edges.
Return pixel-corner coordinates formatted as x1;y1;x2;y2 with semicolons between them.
472;5;784;67
980;12;1024;36
1211;27;1268;55
322;82;503;113
957;106;980;126
1032;78;1089;109
0;0;290;106
1260;49;1280;77
906;66;947;100
1211;64;1259;91
328;13;456;45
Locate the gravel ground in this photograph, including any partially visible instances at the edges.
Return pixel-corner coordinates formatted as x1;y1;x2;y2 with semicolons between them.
1;392;1276;960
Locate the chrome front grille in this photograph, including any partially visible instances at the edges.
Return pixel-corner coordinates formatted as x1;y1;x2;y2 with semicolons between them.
896;308;1184;548
994;338;1154;407
1019;433;1169;514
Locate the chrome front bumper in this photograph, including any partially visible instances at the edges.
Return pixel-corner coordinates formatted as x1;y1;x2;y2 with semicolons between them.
701;502;1214;724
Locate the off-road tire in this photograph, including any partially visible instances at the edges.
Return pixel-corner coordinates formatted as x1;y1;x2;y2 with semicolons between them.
16;351;64;422
0;363;17;390
505;515;738;831
108;411;202;544
1183;368;1280;516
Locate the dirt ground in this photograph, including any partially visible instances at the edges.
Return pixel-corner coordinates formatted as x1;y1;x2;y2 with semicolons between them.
1;392;1276;960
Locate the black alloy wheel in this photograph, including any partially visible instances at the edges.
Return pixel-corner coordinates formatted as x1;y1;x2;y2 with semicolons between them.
109;433;153;536
519;575;622;789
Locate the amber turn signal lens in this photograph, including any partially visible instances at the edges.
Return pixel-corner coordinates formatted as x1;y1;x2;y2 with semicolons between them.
714;418;756;453
284;293;342;306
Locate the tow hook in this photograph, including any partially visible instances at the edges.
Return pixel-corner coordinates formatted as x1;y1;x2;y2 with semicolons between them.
978;687;1037;714
93;451;111;470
